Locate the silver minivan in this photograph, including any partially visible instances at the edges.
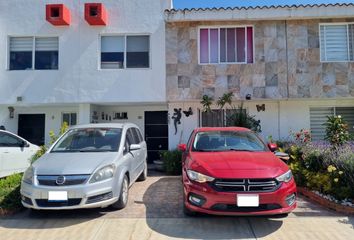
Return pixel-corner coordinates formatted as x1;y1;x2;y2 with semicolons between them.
20;123;147;210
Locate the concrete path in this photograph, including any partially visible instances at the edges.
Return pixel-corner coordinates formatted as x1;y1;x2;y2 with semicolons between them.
0;176;353;240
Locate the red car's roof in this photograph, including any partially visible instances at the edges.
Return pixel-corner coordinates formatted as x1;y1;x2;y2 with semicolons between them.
195;127;251;132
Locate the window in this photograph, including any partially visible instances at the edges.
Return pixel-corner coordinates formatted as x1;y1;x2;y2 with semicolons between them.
201;110;224;127
62;113;77;126
201;109;247;127
0;132;23;147
199;26;254;64
310;107;354;141
9;37;58;70
101;35;150;69
51;128;122;152
320;24;354;62
132;128;143;143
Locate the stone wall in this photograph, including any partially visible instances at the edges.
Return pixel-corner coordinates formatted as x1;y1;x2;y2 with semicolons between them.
166;19;354;101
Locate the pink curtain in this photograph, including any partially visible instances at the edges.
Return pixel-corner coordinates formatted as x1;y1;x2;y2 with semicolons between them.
236;28;245;62
247;27;254;63
200;29;209;63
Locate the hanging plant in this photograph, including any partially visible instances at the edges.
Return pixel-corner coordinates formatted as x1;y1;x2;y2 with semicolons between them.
200;95;213;112
217;92;233;109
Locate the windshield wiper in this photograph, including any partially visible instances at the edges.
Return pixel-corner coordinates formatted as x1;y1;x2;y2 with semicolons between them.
78;149;113;152
227;148;257;152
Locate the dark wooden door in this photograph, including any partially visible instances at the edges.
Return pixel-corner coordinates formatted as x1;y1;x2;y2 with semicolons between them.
144;111;168;163
18;114;45;146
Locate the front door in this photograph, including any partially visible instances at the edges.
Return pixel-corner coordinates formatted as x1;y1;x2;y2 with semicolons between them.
18;114;45;146
144;111;168;163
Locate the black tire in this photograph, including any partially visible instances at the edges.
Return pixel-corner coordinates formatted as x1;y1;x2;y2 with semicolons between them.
271;213;289;218
137;160;147;181
183;203;197;217
111;175;129;210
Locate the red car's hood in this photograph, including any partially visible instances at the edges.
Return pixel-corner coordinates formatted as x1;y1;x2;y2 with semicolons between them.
188;151;288;179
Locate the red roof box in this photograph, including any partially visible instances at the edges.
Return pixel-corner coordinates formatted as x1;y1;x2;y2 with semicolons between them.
46;4;71;26
85;3;108;26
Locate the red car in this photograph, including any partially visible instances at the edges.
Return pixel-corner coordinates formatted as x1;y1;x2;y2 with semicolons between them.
178;127;296;216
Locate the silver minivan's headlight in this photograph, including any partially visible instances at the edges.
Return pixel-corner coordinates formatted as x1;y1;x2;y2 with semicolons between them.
22;166;34;185
186;170;214;183
276;170;293;183
90;165;115;183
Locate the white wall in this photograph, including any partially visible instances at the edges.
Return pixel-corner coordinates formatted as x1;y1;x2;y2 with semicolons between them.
168;99;354;149
92;104;168;137
0;0;171;105
0;105;79;145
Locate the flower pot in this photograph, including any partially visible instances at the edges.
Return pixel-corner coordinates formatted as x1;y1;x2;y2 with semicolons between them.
153;160;164;172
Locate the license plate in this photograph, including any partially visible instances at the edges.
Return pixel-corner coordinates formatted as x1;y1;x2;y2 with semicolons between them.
237;194;259;207
48;191;68;202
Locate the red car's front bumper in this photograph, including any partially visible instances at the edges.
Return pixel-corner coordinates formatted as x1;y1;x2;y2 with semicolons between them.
183;176;297;216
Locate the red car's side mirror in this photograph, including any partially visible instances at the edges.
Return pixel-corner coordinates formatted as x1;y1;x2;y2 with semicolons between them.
178;144;187;152
268;143;278;152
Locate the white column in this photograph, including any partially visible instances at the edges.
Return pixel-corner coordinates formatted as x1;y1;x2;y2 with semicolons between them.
78;104;91;124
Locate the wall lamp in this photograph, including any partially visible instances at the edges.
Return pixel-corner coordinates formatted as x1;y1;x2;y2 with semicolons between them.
8;106;14;118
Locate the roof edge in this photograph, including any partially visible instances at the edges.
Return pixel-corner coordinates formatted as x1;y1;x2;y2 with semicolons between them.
166;3;354;22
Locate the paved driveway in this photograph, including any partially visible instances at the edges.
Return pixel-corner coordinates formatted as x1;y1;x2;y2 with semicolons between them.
0;175;353;240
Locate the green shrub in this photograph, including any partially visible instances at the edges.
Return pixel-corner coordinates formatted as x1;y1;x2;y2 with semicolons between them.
31;122;69;163
226;103;262;133
324;115;351;145
284;141;354;200
160;150;182;175
0;173;23;211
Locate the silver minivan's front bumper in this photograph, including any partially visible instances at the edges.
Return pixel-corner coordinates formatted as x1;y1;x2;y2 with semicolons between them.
20;178;119;210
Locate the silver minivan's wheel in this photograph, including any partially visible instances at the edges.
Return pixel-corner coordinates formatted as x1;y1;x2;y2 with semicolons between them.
137;160;147;181
111;175;129;209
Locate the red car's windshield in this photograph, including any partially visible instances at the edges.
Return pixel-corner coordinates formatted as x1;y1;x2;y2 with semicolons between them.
192;131;267;152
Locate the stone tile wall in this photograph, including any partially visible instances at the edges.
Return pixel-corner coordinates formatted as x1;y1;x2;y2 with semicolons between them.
166;19;354;101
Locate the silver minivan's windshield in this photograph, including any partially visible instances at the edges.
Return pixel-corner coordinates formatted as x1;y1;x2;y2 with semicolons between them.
192;131;267;152
51;128;122;153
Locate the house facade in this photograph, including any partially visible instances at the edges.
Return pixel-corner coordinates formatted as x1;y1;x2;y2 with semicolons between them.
0;0;172;161
165;4;354;149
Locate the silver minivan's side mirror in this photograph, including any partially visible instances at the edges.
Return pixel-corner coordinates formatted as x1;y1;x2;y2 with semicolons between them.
129;144;141;151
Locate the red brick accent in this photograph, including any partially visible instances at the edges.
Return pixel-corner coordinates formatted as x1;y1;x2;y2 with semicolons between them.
85;3;108;26
46;4;71;26
298;187;354;215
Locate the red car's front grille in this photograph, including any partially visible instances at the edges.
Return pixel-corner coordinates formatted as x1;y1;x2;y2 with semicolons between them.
211;178;280;192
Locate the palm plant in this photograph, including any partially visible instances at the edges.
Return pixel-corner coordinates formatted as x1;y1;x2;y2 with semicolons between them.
200;95;213;112
217;92;233;109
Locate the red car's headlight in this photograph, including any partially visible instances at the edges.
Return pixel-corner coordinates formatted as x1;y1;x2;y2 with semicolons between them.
276;170;293;183
186;170;215;183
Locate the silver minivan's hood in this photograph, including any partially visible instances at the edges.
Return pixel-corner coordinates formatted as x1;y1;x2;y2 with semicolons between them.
33;152;118;175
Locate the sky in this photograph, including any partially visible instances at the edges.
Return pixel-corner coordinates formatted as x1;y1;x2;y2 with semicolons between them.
173;0;354;9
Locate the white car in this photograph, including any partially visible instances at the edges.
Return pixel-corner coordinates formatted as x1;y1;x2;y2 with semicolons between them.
21;123;148;210
0;130;40;178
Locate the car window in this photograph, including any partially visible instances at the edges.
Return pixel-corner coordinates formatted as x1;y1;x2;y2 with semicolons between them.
0;132;23;147
192;131;267;152
123;129;135;154
131;128;143;143
51;128;122;152
128;128;139;144
134;128;143;143
186;131;194;150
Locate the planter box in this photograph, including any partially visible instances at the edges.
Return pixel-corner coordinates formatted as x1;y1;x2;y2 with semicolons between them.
298;187;354;215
